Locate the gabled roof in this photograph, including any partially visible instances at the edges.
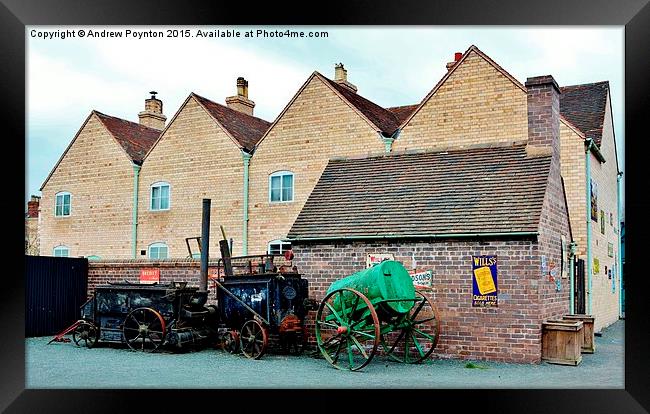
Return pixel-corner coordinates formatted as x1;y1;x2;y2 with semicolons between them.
400;45;526;129
288;143;550;240
560;81;609;147
318;75;401;136
40;111;161;190
192;93;271;151
94;111;160;163
386;104;419;124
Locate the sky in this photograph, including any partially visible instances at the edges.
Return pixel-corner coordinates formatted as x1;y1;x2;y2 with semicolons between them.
26;26;625;211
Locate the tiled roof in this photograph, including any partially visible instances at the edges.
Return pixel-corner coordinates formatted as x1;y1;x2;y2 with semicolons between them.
288;143;550;240
386;104;419;124
94;111;160;163
193;93;271;151
560;81;609;146
320;75;401;136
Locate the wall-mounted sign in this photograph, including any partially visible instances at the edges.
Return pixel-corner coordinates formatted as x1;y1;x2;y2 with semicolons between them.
366;253;394;268
608;243;614;257
561;236;568;279
140;268;160;284
409;269;432;288
472;255;498;307
590;179;598;221
593;258;600;274
541;255;548;275
600;210;606;234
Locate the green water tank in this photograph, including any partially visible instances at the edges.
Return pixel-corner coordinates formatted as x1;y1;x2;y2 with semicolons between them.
326;260;416;314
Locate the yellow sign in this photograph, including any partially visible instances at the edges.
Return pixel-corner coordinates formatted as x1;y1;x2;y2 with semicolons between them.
473;266;496;295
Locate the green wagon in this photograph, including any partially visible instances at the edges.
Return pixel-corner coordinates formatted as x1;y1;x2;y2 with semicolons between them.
315;260;441;371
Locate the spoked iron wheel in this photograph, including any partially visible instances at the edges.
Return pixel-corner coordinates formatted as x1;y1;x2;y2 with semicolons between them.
239;320;268;359
223;330;240;354
72;321;99;348
380;290;441;364
122;307;166;352
315;288;380;371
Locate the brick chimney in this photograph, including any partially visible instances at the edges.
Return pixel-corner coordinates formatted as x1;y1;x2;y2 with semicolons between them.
138;91;167;130
27;195;40;218
446;52;463;71
226;77;255;116
334;63;358;93
525;75;561;160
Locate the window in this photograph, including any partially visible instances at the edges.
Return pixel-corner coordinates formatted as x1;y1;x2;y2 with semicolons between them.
86;255;101;261
150;182;170;211
268;240;292;255
55;192;71;217
53;246;69;257
148;242;168;259
269;171;294;203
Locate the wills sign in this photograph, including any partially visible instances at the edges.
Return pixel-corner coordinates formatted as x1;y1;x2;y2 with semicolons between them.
471;255;498;307
140;268;160;284
366;253;394;268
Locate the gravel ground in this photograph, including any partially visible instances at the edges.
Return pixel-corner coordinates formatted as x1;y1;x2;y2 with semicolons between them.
26;320;624;389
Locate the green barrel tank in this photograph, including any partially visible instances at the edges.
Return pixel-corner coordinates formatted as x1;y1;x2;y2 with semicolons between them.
327;260;416;314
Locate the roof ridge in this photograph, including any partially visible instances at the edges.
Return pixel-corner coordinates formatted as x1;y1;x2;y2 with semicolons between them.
561;80;610;89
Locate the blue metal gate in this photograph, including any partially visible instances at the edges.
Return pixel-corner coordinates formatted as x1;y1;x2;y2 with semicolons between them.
25;256;88;337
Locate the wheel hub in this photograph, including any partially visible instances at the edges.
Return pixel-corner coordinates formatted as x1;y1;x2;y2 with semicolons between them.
337;326;348;335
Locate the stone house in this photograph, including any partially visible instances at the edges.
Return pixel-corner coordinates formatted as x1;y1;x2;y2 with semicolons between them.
25;195;40;255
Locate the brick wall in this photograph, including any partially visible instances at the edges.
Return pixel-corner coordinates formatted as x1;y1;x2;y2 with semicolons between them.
560;122;587;256
396;50;528;151
40;114;136;258
292;237;567;363
248;75;385;255
588;93;621;331
137;96;246;258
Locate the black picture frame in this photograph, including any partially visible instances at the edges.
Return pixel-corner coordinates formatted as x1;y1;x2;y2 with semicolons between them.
4;0;648;412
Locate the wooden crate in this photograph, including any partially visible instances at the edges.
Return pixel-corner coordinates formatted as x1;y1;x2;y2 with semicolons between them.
541;320;584;366
562;314;595;353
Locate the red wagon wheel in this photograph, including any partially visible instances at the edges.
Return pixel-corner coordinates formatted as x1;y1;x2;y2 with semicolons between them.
240;320;268;359
122;307;166;352
72;321;99;348
315;288;380;371
380;290;441;363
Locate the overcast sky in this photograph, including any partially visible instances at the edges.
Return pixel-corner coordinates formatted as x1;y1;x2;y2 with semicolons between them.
26;26;625;211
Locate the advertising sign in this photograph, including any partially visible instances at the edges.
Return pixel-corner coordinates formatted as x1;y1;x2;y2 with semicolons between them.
472;255;498;307
140;268;160;284
590;179;598;221
366;253;395;268
409;269;432;288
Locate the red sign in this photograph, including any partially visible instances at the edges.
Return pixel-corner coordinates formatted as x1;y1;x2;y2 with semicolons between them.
140;268;160;284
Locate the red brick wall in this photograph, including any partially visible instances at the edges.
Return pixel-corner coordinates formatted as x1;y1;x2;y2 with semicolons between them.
292;238;555;364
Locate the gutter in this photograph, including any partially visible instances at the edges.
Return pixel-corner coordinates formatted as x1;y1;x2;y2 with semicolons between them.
131;163;141;258
588;139;606;163
617;171;624;317
286;231;539;242
241;151;252;255
585;139;594;314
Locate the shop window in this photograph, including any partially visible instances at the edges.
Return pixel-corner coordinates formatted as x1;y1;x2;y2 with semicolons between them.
268;240;292;255
53;245;69;257
150;182;170;211
148;242;169;259
269;171;294;203
54;192;71;217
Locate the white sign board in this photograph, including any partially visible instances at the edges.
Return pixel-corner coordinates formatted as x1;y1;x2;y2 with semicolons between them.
410;270;433;288
366;253;395;268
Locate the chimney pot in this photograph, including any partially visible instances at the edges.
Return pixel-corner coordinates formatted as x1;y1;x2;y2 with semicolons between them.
333;63;358;93
227;77;255;116
454;52;463;61
139;91;167;130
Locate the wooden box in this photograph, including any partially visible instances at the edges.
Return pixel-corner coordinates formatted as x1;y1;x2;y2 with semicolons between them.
562;314;595;353
541;320;584;366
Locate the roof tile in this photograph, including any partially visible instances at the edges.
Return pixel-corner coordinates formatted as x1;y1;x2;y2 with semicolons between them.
560;81;609;146
94;111;160;163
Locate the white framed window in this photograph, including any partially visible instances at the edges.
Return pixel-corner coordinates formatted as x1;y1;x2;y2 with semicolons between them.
268;239;292;255
148;242;169;259
150;182;170;211
54;192;71;217
269;171;294;203
53;245;69;257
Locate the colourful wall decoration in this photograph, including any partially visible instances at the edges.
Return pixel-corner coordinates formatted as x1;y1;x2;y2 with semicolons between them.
608;242;614;257
593;258;600;274
590;179;598;221
472;255;498;307
600;210;606;234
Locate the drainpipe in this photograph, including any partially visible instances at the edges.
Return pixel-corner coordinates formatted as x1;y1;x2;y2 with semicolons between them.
241;151;252;255
617;171;623;317
380;129;400;153
569;241;578;314
585;139;594;314
131;163;141;259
